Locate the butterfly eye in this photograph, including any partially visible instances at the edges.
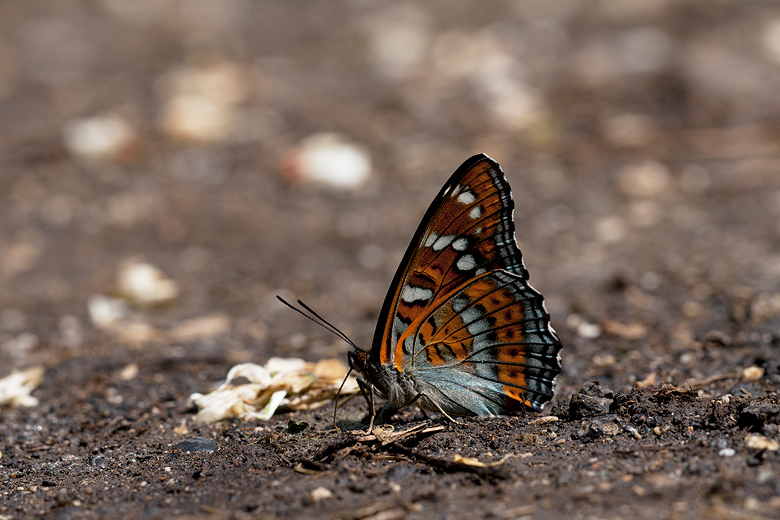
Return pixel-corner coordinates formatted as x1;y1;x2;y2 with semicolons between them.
348;351;367;371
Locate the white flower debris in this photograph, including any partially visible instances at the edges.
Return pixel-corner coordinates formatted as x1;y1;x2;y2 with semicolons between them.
189;357;359;423
0;366;44;407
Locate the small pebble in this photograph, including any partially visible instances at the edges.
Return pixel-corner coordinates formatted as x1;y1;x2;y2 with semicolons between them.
569;394;611;420
309;487;332;502
174;437;217;453
741;366;764;382
87;295;128;329
62;114;138;161
170;314;230;342
566;314;602;339
618;161;670;198
157;62;249;142
745;434;779;451
719;448;736;457
119;363;139;381
283;133;371;190
117;260;179;307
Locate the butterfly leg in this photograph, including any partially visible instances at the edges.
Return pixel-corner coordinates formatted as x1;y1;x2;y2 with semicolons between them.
424;395;464;425
356;378;377;433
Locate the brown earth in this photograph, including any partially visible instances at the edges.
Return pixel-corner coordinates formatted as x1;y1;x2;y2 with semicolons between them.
2;1;780;519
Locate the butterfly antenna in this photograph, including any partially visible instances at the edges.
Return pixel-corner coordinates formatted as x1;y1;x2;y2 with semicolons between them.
275;296;360;351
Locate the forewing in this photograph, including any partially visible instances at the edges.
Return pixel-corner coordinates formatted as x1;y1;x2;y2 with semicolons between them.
395;270;562;414
373;154;528;366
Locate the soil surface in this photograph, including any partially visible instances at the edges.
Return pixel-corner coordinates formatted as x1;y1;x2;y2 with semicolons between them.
2;1;780;519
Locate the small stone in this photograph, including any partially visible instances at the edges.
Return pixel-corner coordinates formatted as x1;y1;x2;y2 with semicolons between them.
566;314;602;339
87;295;129;329
174;437;217;453
702;330;731;346
745;434;779;451
117;260;179;307
529;416;559;425
595;216;627;243
738;403;780;431
114;320;160;345
602;320;647;340
750;293;780;323
62;114;139;161
157;62;249;143
569;394;612;420
119;364;139;381
741;366;764;382
173;422;189;435
618;161;670;198
170;314;230;342
577;419;611;442
579;381;614;399
635;372;657;388
309;487;332;502
283;133;371;190
719;448;735;457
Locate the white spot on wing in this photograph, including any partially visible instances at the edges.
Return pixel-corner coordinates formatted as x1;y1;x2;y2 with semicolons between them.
401;286;433;303
456;254;476;271
457;191;476;204
432;235;454;251
452;238;468;251
460;306;481;324
452;296;469;313
469;206;482;219
424;233;438;247
467;319;489;336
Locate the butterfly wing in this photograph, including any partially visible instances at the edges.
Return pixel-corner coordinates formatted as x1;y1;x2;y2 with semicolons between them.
372;154;529;363
371;154;561;413
396;270;560;414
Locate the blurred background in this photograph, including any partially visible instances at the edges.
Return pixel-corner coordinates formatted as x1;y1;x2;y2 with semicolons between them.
1;0;779;396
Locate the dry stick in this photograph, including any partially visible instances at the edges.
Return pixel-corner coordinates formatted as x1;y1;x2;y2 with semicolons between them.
687;373;740;390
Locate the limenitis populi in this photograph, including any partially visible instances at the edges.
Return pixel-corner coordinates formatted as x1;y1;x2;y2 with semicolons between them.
280;154;562;428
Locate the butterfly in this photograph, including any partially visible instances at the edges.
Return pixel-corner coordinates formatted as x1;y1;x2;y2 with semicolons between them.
279;154;562;429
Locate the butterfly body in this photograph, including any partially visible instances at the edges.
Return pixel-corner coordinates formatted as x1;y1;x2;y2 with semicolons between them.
347;154;562;420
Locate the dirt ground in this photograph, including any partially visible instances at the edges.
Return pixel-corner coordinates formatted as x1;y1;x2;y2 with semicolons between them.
2;1;780;519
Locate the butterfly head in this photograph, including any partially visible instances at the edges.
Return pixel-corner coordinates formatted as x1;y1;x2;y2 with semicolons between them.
347;349;369;374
